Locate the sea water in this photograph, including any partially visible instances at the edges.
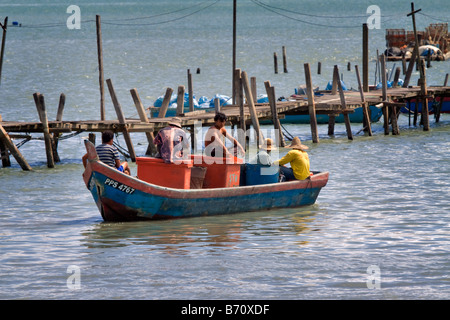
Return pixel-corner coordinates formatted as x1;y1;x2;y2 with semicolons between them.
0;0;449;300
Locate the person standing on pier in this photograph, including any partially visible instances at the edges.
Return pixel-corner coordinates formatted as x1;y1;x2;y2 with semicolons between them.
82;130;130;175
153;117;189;164
274;137;310;181
204;112;245;158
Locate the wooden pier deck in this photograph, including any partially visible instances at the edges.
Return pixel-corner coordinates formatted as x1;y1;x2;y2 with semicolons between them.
1;67;449;170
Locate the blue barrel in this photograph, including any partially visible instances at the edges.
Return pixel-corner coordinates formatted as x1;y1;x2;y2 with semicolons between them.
245;164;279;186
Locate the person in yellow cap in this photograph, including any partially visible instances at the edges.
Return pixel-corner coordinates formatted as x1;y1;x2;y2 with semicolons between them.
274;137;310;180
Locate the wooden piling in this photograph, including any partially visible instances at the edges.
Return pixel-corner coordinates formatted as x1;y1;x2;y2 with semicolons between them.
52;93;66;162
419;59;429;131
187;69;194;112
241;71;263;146
402;52;407;75
444;73;448;87
214;98;220;113
33;93;55;168
176;85;185;116
380;55;390;135
327;116;336;136
0;123;32;171
403;48;417;88
264;81;285;147
0;17;7;86
317;62;321;75
362;23;369;92
130;88;157;156
251;77;257;103
234;69;245;132
334;66;353;140
331;66;339;95
282;46;288;73
273;52;278;74
355;65;372;136
105;79;136;162
304;63;320;143
392;67;401;87
96;15;105;121
158;87;174;118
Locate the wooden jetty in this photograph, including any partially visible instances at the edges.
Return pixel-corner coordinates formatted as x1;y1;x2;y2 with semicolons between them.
1;65;449;171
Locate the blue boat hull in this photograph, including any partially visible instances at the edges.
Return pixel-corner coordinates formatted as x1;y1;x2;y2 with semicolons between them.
400;97;450;114
260;105;383;124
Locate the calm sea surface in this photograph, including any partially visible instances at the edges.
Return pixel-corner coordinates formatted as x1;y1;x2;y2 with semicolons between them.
0;0;449;300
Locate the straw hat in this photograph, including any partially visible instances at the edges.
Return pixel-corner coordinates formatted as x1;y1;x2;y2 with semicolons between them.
286;137;308;150
260;138;277;151
168;117;182;128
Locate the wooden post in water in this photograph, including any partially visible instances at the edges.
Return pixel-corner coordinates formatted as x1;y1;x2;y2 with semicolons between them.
187;69;194;112
52;93;66;162
214;98;220;113
419;59;429;131
130;88;157;156
106;79;136;162
0;17;7;86
0;130;11;167
304;63;319;143
392;67;401;87
355;65;372;136
241;71;263;147
33;93;55;168
234;69;246;152
273;52;278;74
251;76;257;103
96;15;105;121
362;23;369;92
282;46;288;73
0;123;32;171
380;54;390;135
176;85;185;116
403;47;417;88
264;81;285;147
334;66;353;140
158;87;174;118
317;62;321;75
234;69;245;129
402;52;407;75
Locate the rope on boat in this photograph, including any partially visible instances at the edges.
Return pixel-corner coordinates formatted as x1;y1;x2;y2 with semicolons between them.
113;133;131;159
280;123;294;141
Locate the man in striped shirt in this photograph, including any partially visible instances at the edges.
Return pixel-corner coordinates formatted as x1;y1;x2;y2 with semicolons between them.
83;131;130;175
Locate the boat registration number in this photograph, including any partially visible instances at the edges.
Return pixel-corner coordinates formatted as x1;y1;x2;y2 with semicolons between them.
104;178;135;194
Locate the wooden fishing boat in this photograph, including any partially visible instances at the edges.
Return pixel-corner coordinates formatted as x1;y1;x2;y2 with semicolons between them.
82;140;329;222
